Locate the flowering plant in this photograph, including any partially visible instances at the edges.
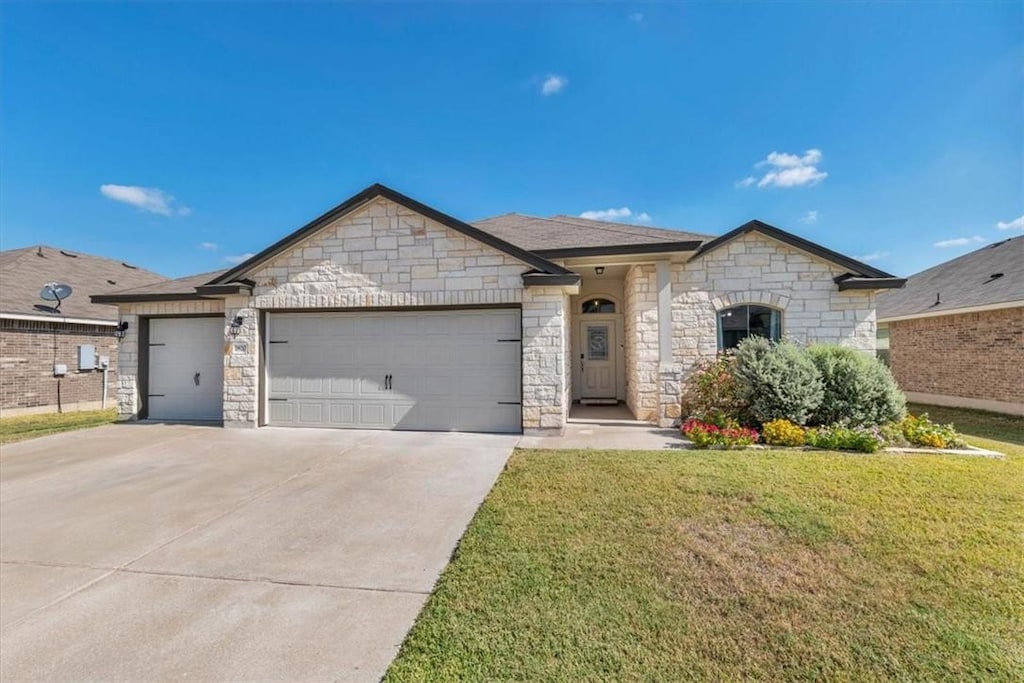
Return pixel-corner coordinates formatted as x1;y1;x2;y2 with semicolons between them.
682;418;759;449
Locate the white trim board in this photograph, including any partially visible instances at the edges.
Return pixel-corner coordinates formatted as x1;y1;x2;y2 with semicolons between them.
878;300;1024;323
0;312;117;326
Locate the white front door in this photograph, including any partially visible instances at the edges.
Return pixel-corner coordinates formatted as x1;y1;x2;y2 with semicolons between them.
579;320;617;399
147;317;224;421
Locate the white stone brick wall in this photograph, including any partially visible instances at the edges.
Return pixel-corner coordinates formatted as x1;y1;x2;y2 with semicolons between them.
114;299;225;420
249;198;527;309
670;232;877;410
623;264;660;422
521;287;569;433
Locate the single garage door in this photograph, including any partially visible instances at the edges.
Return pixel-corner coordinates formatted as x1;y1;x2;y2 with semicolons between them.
147;317;224;421
266;309;521;433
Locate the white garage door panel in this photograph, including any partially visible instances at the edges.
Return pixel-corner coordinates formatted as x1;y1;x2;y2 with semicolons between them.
148;317;223;421
267;310;521;433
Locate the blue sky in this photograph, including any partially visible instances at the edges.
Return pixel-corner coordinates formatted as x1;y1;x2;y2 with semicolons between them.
2;2;1021;278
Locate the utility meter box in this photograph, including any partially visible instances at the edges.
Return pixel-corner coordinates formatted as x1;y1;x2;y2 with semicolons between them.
53;364;68;377
98;355;110;368
78;345;96;371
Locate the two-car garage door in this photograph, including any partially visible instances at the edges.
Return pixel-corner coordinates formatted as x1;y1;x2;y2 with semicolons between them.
266;309;522;433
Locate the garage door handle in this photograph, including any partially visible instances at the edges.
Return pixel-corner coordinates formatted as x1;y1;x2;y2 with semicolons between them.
194;372;201;386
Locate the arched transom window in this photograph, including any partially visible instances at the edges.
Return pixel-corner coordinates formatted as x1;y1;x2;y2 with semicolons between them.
717;304;782;350
581;298;616;314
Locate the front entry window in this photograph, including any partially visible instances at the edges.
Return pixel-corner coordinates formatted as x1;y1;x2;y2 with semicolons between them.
587;325;609;360
581;298;616;314
717;305;782;350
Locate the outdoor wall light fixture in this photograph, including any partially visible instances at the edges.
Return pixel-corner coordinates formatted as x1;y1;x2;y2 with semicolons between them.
594;266;605;276
229;315;245;336
113;321;129;339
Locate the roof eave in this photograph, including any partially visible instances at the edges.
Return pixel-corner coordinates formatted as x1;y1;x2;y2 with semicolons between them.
833;275;907;291
521;272;582;287
194;283;254;297
90;293;214;304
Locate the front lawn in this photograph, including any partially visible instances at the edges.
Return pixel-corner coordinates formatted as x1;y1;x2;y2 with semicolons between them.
0;408;118;445
387;412;1023;681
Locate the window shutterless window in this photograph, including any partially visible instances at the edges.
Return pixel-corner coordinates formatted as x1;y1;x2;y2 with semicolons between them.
717;304;782;350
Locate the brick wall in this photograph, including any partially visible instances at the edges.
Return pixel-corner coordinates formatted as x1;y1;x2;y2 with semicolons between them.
0;319;118;415
888;307;1024;405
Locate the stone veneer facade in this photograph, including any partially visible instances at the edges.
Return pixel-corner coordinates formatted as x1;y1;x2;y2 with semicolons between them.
112;205;882;433
618;232;877;425
114;197;572;432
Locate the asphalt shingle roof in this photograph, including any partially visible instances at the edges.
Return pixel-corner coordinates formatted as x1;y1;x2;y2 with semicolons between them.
877;236;1024;320
98;269;229;298
0;245;166;322
470;213;713;252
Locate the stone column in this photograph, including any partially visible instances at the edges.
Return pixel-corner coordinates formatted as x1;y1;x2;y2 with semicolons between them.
223;297;259;428
115;310;139;420
522;287;569;435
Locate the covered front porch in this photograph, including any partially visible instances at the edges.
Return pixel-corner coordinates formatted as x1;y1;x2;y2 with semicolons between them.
562;257;683;428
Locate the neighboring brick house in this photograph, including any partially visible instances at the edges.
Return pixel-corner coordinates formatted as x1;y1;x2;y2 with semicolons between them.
0;246;165;416
93;183;904;434
877;235;1023;416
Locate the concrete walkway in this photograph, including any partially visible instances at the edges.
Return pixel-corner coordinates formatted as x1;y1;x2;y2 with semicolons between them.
0;424;516;682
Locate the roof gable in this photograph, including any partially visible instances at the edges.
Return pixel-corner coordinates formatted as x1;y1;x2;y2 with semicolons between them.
691;220;896;279
210;184;571;285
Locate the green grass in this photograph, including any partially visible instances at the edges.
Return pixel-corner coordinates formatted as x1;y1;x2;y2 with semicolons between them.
0;408;118;445
387;408;1024;682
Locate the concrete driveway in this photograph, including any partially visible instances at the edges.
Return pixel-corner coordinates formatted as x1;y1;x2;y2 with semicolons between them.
0;423;517;681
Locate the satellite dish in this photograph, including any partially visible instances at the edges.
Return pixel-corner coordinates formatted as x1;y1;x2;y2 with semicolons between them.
40;282;73;312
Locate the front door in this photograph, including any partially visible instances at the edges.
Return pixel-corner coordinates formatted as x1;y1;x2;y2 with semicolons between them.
579;320;617;399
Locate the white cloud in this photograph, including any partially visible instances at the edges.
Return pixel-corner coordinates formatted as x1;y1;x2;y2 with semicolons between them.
996;215;1024;231
799;210;819;224
198;242;219;251
541;74;568;96
628;12;644;23
737;149;828;189
579;207;651;223
933;236;987;248
224;252;255;264
100;184;190;216
857;251;889;262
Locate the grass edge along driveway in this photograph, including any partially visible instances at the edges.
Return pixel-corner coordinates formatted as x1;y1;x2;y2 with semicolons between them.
0;408;118;445
386;406;1023;681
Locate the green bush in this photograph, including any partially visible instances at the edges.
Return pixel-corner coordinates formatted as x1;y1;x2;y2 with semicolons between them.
806;424;883;453
733;337;824;426
762;418;807;447
900;413;967;449
679;353;747;426
808;345;905;427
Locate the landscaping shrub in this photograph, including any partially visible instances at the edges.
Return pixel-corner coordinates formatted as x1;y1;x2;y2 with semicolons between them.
679;353;747;426
808;344;906;427
732;337;823;426
682;418;759;449
899;413;967;449
805;424;883;453
761;418;806;447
